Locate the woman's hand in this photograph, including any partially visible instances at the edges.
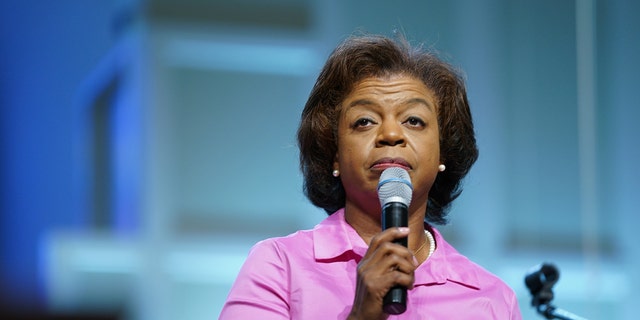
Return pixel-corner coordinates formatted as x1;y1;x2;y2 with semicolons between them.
347;227;417;320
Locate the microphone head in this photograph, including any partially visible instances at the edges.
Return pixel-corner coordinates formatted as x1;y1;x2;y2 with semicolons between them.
525;263;559;295
377;167;413;207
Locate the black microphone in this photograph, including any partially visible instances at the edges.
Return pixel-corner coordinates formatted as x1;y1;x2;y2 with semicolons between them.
525;263;559;307
377;167;413;315
524;263;588;320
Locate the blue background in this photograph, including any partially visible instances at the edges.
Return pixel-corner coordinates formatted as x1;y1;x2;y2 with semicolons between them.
1;1;638;319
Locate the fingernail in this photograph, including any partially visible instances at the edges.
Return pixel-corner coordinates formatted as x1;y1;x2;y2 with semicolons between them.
413;255;419;266
398;227;410;233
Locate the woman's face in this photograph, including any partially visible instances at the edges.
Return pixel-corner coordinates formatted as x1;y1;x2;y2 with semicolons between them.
334;74;441;214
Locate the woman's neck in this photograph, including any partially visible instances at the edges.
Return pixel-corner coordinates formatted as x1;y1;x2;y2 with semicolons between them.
343;201;429;254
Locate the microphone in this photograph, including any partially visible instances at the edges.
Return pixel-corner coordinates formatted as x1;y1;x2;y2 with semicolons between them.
377;167;413;315
525;263;559;307
524;263;588;320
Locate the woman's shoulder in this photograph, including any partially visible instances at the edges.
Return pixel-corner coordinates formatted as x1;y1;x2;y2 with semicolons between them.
250;213;338;257
433;231;516;294
248;228;315;260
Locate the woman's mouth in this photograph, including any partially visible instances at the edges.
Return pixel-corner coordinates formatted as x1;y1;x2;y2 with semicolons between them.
371;157;412;171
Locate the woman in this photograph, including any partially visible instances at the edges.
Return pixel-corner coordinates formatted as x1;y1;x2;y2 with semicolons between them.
219;34;522;319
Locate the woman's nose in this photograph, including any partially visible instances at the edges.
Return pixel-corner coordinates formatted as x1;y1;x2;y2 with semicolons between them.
376;121;406;147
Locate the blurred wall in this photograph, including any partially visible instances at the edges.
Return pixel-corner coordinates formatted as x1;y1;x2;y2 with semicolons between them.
1;0;638;319
0;0;124;312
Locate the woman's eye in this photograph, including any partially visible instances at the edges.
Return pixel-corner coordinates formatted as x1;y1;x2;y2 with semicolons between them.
405;116;425;127
353;118;375;128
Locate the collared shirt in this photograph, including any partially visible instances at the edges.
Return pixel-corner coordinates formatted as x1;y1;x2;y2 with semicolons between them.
219;209;522;319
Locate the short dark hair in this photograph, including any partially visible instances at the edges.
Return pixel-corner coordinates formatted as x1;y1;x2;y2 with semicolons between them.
297;34;478;225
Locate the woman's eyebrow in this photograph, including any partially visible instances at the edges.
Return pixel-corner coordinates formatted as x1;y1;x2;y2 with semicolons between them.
345;97;434;113
346;98;377;109
405;97;434;111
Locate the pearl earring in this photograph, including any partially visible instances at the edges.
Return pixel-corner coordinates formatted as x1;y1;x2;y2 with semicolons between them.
438;164;446;172
332;169;340;177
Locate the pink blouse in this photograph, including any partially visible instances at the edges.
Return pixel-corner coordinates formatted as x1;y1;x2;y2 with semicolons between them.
219;209;522;319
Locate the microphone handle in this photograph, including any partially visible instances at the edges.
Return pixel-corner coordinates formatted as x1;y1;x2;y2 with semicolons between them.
381;202;408;315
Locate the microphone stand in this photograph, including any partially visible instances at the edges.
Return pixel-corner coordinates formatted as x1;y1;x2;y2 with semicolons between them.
534;303;588;320
525;263;589;320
